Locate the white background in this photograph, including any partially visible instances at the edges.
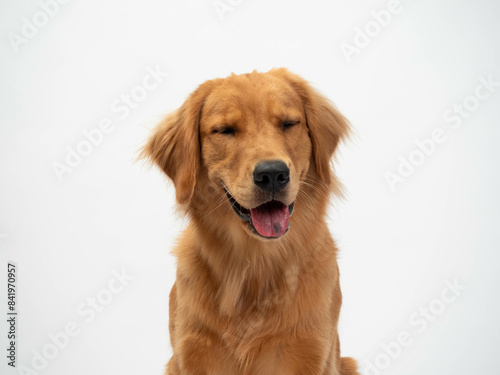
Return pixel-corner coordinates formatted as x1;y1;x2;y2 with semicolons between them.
1;0;499;374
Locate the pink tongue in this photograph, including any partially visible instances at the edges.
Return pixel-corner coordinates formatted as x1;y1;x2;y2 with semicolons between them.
250;203;289;238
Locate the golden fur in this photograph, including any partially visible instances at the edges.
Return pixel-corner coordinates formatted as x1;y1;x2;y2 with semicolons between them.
142;68;359;374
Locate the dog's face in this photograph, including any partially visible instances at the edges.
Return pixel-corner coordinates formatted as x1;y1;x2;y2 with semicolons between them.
142;68;349;240
199;73;311;239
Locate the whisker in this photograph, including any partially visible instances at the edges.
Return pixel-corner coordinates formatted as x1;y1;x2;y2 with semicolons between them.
297;189;316;206
301;175;330;191
200;193;228;220
299;179;327;197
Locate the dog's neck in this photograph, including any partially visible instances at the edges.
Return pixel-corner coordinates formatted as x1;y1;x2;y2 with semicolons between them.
184;183;334;316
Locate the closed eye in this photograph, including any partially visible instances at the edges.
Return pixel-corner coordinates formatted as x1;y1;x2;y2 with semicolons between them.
282;120;300;130
212;126;236;136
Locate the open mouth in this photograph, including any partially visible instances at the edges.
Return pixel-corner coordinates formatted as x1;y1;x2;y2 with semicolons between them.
223;186;294;239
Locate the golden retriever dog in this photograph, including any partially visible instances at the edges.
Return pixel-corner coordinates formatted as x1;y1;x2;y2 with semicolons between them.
142;68;359;375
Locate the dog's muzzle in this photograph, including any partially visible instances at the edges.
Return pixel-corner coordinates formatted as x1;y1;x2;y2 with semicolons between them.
223;185;294;239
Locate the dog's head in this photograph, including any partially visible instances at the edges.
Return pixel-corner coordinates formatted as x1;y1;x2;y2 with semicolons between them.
141;68;349;240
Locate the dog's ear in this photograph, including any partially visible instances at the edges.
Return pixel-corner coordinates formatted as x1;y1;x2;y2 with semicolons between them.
270;68;350;186
141;81;216;204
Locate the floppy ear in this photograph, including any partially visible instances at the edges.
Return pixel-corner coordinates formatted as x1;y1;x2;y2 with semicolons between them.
270;68;350;186
141;81;215;204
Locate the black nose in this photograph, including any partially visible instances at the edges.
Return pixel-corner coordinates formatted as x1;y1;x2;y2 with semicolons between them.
253;160;290;193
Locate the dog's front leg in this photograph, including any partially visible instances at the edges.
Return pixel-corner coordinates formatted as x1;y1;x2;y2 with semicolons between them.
170;330;239;375
250;336;334;375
